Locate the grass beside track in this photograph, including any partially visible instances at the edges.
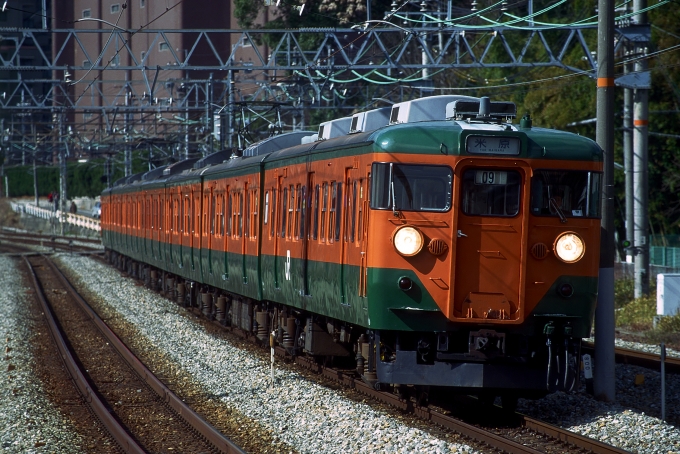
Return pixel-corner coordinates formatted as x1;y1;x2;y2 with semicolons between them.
614;277;680;351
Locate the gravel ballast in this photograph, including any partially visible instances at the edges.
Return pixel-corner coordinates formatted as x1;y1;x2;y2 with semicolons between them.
56;254;480;454
5;251;680;453
0;256;86;453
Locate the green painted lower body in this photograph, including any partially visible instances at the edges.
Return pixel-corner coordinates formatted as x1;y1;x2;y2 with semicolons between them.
103;232;596;337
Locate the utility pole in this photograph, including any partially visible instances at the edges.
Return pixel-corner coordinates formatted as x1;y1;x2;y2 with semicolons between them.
594;0;616;402
228;70;234;149
124;87;133;176
623;53;634;264
58;111;67;236
633;0;650;297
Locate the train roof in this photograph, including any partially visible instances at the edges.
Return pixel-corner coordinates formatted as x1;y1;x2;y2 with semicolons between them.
104;95;601;197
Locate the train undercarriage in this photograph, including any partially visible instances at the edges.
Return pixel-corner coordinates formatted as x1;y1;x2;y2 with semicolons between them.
107;250;581;406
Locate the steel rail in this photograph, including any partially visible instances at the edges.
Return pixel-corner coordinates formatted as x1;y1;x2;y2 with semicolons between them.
41;255;247;454
23;256;146;454
582;342;680;374
293;354;546;454
0;229;102;245
521;416;630;454
291;344;632;454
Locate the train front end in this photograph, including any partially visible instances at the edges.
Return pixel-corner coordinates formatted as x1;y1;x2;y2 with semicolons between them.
364;98;603;396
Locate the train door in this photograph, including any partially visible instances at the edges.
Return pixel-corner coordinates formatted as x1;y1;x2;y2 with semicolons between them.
144;192;150;258
452;162;529;322
341;164;368;306
272;175;283;289
206;185;214;277
299;172;316;295
191;188;199;272
241;183;248;283
244;183;258;287
171;188;180;267
222;187;230;281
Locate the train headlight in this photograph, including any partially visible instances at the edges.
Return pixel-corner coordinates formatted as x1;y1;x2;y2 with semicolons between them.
553;232;585;263
393;226;424;257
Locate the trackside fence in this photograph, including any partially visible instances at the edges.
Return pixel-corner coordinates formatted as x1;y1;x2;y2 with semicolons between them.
10;201;101;233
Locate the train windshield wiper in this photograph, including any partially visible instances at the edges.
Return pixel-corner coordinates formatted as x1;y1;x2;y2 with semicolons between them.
549;197;567;223
389;163;399;216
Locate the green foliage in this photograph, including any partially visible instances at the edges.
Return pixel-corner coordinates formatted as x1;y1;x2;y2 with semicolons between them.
615;296;656;329
4;153;149;199
614;278;635;309
4;166;60;197
645;314;680;348
234;0;264;29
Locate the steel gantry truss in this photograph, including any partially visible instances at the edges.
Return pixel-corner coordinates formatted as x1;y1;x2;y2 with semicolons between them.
0;23;648;167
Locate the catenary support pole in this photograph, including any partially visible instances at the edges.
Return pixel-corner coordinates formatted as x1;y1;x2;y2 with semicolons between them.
623;40;634;264
594;0;616;402
633;0;650;297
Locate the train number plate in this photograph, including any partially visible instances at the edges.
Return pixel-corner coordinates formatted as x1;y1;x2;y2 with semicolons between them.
474;170;507;185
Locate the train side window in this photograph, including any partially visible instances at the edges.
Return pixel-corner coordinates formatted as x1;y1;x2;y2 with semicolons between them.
344;178;351;242
321;183;328;243
281;187;288;238
329;182;336;244
335;182;343;242
294;184;301;240
270;188;277;238
287;186;294;239
312;184;319;240
299;185;306;240
227;192;233;237
195;195;200;237
211;194;216;235
185;196;190;235
351;180;358;243
358;178;365;243
219;193;224;237
252;189;258;239
238;192;244;238
244;187;249;238
203;195;208;237
264;191;269;226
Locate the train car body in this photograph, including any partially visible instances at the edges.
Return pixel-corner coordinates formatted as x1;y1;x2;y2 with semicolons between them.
101;95;603;399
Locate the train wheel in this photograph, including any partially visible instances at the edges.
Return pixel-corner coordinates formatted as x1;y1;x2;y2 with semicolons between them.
477;393;495;407
501;394;518;413
416;386;430;407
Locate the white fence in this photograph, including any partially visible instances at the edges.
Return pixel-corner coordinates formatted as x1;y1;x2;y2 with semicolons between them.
11;201;101;233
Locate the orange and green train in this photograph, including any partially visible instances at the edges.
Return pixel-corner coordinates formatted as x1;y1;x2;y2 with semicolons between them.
101;95;603;401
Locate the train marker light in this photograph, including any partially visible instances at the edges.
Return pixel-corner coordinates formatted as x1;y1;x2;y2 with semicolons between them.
398;277;413;291
553;232;585;263
393;226;424;257
558;283;574;298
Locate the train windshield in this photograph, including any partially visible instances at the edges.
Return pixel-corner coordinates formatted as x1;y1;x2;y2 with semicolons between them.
370;163;452;212
461;169;521;216
530;170;602;218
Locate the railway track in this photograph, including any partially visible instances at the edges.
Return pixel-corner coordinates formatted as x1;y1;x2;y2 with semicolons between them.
0;228;102;254
288;351;630;454
23;254;245;454
45;249;663;453
137;266;629;453
582;342;680;374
